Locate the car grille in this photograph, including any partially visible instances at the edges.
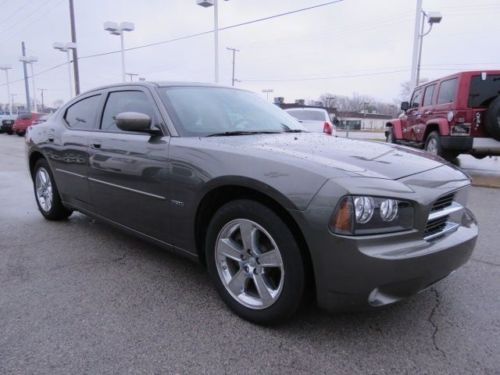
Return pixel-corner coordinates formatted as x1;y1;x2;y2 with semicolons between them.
424;192;461;241
430;193;454;212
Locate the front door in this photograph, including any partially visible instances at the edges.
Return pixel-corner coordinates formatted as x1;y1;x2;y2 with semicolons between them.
88;88;171;240
403;87;423;141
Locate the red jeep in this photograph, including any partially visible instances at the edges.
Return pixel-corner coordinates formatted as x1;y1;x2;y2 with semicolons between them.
386;70;500;160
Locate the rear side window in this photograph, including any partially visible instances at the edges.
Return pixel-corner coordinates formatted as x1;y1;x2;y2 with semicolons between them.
423;84;436;106
468;74;500;107
100;91;156;132
437;78;458;104
65;95;101;130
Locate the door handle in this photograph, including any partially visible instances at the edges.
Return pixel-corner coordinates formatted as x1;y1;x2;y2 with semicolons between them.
91;143;101;149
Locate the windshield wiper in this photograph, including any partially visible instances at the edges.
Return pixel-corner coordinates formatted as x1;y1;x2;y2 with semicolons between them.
207;130;280;137
280;123;306;133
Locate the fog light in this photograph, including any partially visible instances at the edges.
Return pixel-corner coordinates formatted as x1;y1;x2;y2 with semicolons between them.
354;196;374;224
380;199;398;222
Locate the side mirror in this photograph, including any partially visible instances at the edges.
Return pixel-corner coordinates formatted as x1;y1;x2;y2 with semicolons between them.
115;112;159;134
400;101;410;111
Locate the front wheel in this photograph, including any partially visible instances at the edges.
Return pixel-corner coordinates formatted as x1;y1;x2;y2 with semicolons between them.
206;200;306;324
33;159;73;220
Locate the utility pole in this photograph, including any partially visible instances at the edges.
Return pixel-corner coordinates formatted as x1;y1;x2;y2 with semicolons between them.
226;47;239;86
39;88;47;111
21;42;31;112
69;0;80;94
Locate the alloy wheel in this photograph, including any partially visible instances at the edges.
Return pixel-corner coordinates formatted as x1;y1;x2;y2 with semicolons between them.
426;138;438;154
215;218;285;310
35;167;53;212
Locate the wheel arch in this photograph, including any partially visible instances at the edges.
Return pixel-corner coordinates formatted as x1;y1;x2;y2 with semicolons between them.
29;150;46;178
194;183;316;295
386;120;403;139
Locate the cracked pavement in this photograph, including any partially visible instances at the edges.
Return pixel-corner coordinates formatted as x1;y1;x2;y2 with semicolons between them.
1;136;499;374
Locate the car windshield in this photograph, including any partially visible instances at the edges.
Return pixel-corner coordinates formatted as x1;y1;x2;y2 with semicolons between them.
159;86;305;137
286;110;326;121
469;74;500;108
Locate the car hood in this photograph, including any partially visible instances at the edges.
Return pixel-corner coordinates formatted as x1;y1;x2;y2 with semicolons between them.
201;133;450;180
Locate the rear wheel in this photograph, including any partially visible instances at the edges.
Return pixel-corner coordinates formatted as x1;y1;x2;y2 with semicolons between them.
206;199;305;324
425;131;458;161
33;159;73;220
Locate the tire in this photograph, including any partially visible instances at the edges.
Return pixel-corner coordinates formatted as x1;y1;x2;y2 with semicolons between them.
424;131;457;161
32;159;73;221
485;96;500;141
6;130;13;135
386;127;396;143
205;199;306;325
16;131;25;137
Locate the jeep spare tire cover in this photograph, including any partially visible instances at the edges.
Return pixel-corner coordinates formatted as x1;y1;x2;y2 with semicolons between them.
485;96;500;141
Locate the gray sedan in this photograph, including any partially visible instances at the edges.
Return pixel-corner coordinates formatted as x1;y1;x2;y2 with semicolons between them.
25;82;478;324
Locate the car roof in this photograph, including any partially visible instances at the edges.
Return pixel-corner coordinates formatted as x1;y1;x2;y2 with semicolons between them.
415;70;500;90
81;81;240;96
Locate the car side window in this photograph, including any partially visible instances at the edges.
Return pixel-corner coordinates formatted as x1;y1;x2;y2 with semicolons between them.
101;90;156;132
64;94;101;130
437;78;458;104
423;84;436;107
410;88;423;108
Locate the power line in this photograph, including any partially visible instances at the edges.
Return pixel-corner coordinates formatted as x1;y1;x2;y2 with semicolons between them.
79;0;345;60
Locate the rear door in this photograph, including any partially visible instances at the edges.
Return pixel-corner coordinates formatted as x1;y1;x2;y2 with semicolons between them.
87;87;171;240
48;93;103;210
433;77;459;133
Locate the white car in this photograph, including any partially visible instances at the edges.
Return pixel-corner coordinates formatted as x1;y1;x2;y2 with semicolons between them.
284;108;335;135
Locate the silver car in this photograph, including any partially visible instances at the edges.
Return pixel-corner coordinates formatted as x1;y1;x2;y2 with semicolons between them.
285;107;335;135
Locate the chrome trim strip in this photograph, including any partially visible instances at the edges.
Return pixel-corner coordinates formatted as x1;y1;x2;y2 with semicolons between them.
428;202;463;221
88;177;165;200
55;168;86;179
424;222;460;241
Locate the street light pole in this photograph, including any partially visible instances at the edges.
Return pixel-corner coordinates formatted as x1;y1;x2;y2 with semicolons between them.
197;0;230;83
410;2;442;90
104;21;135;83
214;0;219;83
262;89;274;101
68;0;80;95
20;42;31;112
226;47;239;86
410;0;423;90
53;42;77;98
0;65;12;115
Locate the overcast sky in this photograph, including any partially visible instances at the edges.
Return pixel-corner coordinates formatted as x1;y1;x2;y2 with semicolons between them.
0;0;499;108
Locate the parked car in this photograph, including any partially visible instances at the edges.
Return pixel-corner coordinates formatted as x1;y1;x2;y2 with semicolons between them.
0;112;17;134
284;107;335;135
26;82;478;324
386;70;500;160
12;112;45;136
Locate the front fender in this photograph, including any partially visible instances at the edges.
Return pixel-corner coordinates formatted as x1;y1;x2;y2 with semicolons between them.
387;119;404;139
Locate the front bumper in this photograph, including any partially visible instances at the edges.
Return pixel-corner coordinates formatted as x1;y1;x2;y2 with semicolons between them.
292;166;478;312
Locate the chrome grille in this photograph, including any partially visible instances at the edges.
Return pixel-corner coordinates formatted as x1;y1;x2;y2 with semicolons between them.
424;192;461;241
430;193;454;212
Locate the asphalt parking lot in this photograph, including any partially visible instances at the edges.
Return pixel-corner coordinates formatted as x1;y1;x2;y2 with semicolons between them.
1;135;499;374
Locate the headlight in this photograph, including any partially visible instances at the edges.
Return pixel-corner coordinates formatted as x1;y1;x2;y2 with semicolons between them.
330;196;414;235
